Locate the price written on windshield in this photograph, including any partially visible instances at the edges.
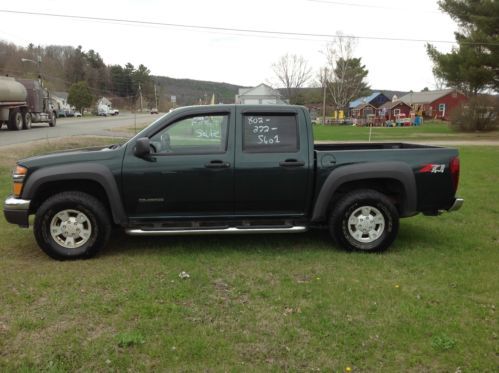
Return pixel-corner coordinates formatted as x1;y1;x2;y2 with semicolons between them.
248;117;280;145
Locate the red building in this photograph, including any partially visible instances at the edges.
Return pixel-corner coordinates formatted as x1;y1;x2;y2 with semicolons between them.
399;89;467;120
351;103;376;118
377;101;411;120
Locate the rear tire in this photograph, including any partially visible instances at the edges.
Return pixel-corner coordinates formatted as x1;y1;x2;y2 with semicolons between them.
49;112;57;127
8;109;22;130
329;189;399;252
34;191;111;260
22;112;32;130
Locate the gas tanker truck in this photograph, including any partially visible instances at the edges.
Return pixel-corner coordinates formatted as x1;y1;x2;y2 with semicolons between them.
0;76;57;130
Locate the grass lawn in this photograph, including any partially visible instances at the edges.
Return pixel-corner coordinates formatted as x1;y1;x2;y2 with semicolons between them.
0;139;497;371
313;121;499;142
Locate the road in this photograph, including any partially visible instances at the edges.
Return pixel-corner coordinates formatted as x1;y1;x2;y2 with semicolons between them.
2;114;497;148
0;113;157;147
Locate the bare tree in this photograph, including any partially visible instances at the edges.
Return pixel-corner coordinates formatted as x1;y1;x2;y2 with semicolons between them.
271;54;312;104
323;33;370;111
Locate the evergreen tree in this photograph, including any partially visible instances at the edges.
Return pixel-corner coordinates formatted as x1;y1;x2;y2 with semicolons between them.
68;81;93;113
426;0;498;94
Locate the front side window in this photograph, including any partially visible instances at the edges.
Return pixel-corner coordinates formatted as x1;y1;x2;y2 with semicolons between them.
150;114;228;154
242;114;299;153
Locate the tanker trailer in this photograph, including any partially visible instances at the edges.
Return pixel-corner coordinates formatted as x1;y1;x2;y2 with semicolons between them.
0;76;57;130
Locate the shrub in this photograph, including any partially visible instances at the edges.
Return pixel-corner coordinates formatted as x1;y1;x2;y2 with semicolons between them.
450;95;498;132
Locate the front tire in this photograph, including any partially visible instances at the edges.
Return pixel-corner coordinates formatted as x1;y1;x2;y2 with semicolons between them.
34;191;111;260
49;112;57;127
329;189;399;252
22;112;32;130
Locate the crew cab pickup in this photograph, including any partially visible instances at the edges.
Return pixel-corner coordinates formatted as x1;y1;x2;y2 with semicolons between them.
4;105;463;260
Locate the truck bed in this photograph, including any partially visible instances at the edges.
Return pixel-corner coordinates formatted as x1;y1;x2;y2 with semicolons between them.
313;142;459;215
314;142;440;151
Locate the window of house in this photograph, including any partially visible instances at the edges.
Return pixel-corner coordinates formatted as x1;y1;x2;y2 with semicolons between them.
394;109;401;116
438;103;446;112
243;114;299;153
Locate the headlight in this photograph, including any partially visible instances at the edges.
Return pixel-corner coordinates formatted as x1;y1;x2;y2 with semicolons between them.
12;165;27;198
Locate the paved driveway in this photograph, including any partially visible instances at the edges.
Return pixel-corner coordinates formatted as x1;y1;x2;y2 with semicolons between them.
0;113;158;147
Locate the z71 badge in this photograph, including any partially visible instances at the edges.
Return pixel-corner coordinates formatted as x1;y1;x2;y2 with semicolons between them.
419;164;446;173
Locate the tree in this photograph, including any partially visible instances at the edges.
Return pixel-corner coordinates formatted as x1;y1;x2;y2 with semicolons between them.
426;0;498;95
271;54;312;104
68;81;93;113
323;34;370;111
65;45;86;84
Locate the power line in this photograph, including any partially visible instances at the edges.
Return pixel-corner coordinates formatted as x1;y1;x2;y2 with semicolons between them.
1;8;496;46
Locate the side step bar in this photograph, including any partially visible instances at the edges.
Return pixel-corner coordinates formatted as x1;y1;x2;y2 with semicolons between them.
125;226;308;236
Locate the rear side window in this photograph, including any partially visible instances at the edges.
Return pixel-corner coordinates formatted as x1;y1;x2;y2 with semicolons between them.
242;114;299;153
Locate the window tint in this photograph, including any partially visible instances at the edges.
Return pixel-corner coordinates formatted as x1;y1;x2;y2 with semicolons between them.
151;115;228;154
243;114;299;153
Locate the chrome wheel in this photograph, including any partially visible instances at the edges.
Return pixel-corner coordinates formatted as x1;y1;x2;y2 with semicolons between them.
50;209;92;249
347;206;385;243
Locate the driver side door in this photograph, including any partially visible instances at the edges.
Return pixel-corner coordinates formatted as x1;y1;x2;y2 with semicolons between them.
122;111;234;220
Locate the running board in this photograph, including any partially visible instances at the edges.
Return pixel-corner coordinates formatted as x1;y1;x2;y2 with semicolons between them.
125;226;308;236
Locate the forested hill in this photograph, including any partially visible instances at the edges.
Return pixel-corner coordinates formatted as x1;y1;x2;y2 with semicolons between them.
0;40;244;108
152;76;243;106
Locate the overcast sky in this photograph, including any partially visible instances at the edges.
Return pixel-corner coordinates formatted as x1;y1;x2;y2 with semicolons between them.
0;0;459;91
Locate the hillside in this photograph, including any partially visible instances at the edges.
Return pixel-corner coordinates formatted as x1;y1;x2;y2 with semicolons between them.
153;76;244;106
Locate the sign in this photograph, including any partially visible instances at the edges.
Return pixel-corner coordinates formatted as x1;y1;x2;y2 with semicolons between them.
243;114;298;153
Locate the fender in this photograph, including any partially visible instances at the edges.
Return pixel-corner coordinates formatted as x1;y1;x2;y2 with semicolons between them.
311;161;417;222
21;163;127;225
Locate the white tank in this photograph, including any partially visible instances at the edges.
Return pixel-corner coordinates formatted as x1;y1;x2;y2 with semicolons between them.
0;76;27;102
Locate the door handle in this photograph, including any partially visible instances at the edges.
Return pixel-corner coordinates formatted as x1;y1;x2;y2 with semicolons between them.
205;160;231;168
279;159;305;167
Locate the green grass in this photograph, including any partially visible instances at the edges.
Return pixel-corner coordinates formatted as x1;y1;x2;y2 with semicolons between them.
0;140;497;371
313;121;499;142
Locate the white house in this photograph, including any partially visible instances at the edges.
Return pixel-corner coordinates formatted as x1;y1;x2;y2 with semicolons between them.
235;83;289;105
51;91;71;113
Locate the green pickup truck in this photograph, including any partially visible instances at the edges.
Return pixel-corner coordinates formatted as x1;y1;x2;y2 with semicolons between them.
4;105;463;260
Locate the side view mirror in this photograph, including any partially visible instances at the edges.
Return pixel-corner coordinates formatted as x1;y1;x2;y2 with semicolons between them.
134;137;151;157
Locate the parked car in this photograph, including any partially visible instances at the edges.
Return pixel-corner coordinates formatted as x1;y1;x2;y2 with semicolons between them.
150;108;159;114
74;111;82;117
3;105;463;260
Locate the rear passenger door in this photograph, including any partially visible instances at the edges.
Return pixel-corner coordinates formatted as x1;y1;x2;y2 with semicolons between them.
234;107;312;217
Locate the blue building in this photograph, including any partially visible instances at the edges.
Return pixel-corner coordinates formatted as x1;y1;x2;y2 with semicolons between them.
349;92;390;116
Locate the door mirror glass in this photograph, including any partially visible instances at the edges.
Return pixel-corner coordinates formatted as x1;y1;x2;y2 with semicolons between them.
134;137;151;157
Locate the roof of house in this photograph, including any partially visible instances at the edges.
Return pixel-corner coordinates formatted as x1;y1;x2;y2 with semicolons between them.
98;97;112;106
378;100;411;110
352;103;376;111
237;83;282;97
399;89;460;104
52;91;68;101
348;92;391;108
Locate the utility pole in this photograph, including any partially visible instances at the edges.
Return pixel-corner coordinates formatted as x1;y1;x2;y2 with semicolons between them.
322;67;327;126
138;83;143;112
21;55;43;86
154;84;158;109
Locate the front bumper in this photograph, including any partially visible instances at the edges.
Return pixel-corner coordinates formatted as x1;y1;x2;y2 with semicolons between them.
3;196;31;227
